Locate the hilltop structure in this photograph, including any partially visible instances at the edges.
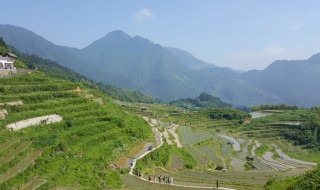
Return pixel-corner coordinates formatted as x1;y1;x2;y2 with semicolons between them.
0;52;17;69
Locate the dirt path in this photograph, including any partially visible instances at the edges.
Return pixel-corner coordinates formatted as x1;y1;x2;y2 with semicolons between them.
151;118;158;125
129;128;163;175
163;129;173;145
143;116;149;122
168;124;183;148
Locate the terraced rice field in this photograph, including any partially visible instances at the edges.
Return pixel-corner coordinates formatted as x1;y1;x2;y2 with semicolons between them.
0;72;152;189
162;109;319;189
180;126;213;145
21;179;47;190
185;145;210;165
197;145;222;166
171;154;185;170
0;149;43;183
0;141;32;165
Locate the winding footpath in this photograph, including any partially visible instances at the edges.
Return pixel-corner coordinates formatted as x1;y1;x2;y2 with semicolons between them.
128;119;236;190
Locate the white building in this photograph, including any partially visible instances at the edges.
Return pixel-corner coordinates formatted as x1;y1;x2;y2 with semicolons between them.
0;53;17;69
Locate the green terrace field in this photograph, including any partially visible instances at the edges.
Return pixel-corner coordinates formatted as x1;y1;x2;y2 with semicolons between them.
0;71;152;189
128;106;319;190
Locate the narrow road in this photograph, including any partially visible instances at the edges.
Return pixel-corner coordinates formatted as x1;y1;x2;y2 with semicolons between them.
128;119;236;190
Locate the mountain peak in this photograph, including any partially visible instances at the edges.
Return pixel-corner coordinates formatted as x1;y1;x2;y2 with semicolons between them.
103;30;131;40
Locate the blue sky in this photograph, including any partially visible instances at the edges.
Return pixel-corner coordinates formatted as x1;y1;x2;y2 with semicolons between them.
1;0;320;70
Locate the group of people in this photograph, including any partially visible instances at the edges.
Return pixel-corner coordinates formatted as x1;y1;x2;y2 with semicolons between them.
147;175;174;184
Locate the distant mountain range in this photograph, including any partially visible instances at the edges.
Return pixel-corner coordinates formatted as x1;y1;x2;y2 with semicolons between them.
1;24;319;107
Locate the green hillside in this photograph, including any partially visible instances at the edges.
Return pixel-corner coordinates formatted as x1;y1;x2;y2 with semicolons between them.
0;71;152;189
170;93;232;110
265;166;320;190
9;47;159;104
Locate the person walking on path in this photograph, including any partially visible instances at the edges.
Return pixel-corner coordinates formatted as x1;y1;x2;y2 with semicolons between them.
216;180;219;188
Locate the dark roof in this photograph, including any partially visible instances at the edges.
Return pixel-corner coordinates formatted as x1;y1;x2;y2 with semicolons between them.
7;53;17;58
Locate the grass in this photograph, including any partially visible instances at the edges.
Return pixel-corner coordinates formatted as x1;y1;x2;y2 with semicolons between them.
0;141;31;165
0;138;20;152
0;149;43;183
21;179;47;190
0;71;153;189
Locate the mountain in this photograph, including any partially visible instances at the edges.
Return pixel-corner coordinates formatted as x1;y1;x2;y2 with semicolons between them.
165;47;215;70
243;54;320;107
1;24;319;107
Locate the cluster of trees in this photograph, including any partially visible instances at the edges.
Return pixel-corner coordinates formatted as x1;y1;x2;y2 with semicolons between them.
170;92;231;110
251;104;299;111
205;108;250;120
0;37;7;55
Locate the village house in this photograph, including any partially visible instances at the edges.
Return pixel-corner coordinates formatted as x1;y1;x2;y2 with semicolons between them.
0;53;17;69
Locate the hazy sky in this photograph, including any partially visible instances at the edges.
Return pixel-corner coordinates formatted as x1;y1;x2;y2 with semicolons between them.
1;0;320;70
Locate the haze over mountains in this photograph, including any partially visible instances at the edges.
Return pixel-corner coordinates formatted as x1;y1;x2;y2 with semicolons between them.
1;24;320;107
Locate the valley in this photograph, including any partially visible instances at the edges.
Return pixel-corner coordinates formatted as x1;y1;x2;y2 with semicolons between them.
0;68;319;190
0;37;319;190
118;103;320;190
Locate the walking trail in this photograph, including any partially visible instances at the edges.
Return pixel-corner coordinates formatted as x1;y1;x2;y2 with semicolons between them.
128;119;236;190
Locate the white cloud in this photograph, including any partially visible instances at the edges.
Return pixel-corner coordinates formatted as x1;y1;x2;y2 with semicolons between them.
134;8;154;23
292;24;301;32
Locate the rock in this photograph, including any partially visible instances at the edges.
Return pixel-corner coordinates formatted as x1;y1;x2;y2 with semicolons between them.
0;112;5;119
0;109;8;115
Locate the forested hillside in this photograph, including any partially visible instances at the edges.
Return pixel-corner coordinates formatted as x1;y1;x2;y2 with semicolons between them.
9;47;160;104
170;93;231;110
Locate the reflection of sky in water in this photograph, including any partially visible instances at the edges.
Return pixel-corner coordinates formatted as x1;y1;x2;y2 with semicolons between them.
217;134;240;151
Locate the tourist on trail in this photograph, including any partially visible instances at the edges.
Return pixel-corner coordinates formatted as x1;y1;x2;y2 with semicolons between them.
170;177;173;184
159;175;162;183
148;175;151;181
216;180;219;188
